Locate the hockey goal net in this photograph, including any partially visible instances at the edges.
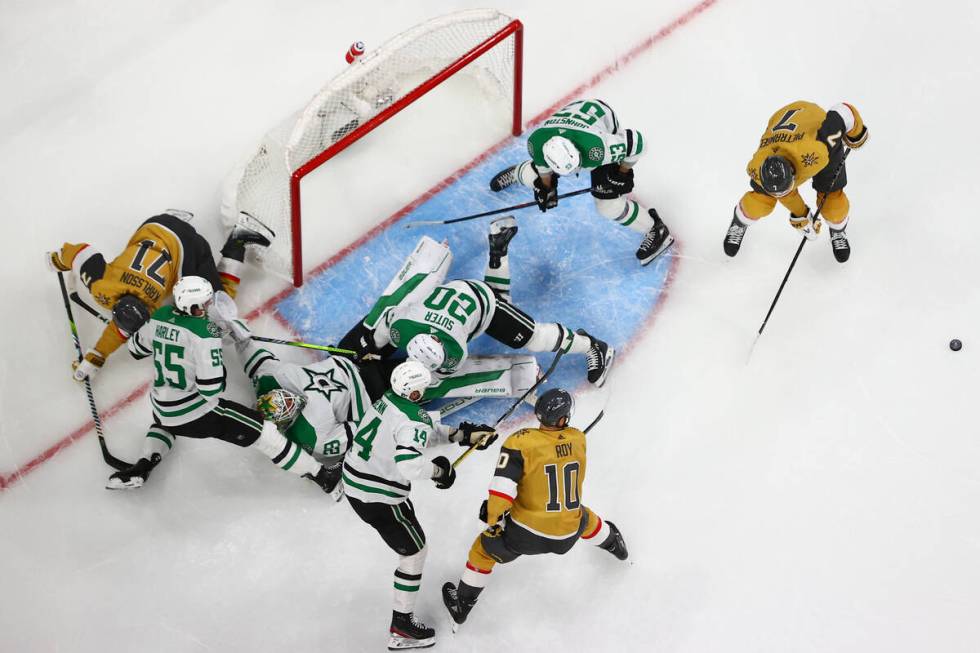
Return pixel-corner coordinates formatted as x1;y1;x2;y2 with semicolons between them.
222;9;523;287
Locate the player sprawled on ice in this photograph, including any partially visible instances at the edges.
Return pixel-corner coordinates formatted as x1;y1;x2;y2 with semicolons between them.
341;219;614;390
342;361;496;650
724;101;869;262
218;312;374;463
105;276;342;496
47;209;273;382
489;98;673;265
442;388;628;629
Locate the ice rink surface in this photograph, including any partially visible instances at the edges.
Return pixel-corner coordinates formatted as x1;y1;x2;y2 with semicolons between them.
3;1;980;651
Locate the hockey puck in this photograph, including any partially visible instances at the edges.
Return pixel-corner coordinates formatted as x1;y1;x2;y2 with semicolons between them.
950;339;962;351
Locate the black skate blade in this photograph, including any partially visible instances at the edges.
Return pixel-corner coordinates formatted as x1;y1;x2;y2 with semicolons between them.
639;234;675;266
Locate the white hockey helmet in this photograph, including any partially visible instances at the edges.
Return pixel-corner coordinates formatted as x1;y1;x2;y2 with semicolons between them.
390;360;432;402
257;388;304;427
173;275;214;316
406;333;445;371
542;136;581;175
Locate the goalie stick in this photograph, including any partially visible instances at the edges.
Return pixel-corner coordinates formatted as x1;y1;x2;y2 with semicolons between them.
452;348;566;469
56;272;132;471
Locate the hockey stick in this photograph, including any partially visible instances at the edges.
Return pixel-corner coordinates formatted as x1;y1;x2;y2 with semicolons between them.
71;291;110;323
250;336;357;357
56;272;132;471
404;188;592;228
67;293;358;358
452;349;566;469
748;148;851;359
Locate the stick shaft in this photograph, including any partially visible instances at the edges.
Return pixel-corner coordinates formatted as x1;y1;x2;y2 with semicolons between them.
452;349;565;468
250;336;356;356
754;149;851;338
408;188;591;228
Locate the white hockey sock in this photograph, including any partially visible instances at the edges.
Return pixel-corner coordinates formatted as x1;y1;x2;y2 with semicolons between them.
484;258;511;298
217;257;244;280
597;198;655;234
526;323;591;354
581;518;611;545
249;421;320;477
461;564;492;589
141;426;175;461
515;160;538;188
393;546;427;614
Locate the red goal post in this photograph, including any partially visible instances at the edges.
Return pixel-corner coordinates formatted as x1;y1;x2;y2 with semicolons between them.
222;10;524;287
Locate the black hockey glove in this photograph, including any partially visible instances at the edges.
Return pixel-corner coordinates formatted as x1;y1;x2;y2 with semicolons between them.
479;499;488;523
453;422;497;450
431;456;456;490
533;175;558;212
591;164;633;200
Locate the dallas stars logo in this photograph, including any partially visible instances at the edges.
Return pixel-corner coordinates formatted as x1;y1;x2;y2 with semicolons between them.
303;367;347;400
801;152;819;167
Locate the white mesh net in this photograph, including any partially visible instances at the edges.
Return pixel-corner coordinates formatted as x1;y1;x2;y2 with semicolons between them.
222;9;518;284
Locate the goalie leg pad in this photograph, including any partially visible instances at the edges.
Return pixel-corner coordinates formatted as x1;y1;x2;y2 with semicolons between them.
362;236;453;330
422;355;538;399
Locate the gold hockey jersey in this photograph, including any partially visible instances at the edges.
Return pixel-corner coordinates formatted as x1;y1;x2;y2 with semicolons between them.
746;100;866;191
487;425;588;538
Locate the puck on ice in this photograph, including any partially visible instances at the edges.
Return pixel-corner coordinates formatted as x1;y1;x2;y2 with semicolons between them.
950;339;962;351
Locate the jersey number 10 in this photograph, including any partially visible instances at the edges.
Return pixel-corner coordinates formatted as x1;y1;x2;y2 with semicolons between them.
543;461;581;512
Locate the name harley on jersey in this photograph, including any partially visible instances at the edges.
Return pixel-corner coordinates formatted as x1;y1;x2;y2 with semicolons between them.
154;324;180;342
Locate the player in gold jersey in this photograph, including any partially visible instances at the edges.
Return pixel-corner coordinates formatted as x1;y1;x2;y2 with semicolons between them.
48;210;273;382
724;101;869;262
442;388;628;627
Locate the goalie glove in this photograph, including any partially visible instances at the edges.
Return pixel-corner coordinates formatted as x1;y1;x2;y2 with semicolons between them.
789;210;821;241
451;422;497;450
207;290;251;342
72;348;105;382
533;175;558;212
430;456;456;490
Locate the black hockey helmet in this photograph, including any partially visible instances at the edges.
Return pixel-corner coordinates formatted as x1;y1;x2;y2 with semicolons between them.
759;155;795;197
534;388;574;428
112;294;151;336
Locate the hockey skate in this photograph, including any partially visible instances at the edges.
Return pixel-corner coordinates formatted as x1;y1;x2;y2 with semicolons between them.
489;164;519;192
598;521;629;560
488;216;518;269
304;461;344;501
829;227;851;263
220;211;276;259
388;611;435;650
577;329;615;387
442;581;481;630
106;454;162;490
636;209;674;266
723;214;748;257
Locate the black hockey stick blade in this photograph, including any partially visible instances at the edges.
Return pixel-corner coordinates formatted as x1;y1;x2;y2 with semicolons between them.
98;434;132;471
70;291;110;324
583;410;605;434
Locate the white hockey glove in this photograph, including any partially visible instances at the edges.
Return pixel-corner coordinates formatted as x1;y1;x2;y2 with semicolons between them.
789;210;821;241
72;348;105;383
207;291;251;342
